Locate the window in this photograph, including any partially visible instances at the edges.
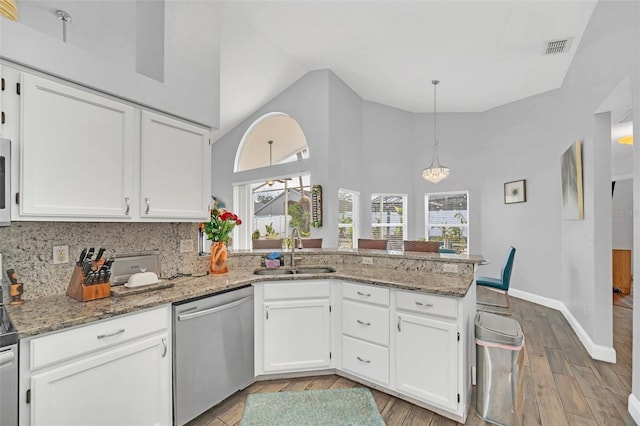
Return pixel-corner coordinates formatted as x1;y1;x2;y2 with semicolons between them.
425;192;469;254
338;189;359;248
252;175;311;240
370;194;407;243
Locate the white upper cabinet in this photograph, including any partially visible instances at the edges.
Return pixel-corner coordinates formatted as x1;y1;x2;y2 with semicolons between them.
20;73;135;218
4;67;212;222
140;111;211;220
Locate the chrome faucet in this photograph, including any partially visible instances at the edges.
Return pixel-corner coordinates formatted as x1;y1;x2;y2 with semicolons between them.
290;227;303;267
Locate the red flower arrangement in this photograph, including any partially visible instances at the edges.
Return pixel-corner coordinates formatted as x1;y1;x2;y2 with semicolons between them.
202;208;242;243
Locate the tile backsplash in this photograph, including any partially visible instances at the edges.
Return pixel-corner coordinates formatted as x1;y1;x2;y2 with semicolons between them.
0;221;206;300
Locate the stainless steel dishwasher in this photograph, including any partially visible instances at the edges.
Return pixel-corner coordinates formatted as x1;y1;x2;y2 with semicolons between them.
173;285;254;426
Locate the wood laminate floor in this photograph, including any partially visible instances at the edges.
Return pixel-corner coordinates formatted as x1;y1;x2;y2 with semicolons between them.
187;296;635;426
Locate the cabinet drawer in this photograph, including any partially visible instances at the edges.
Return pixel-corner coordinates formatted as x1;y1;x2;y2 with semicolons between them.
30;306;169;370
263;281;330;300
396;291;457;319
342;282;389;306
342;336;389;385
342;300;389;346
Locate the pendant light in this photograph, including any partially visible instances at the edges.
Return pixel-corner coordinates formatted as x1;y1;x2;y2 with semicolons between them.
56;10;72;43
422;80;450;183
0;0;17;21
266;140;275;186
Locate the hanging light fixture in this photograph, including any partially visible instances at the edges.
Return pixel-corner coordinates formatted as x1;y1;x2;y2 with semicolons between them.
266;140;275;186
0;0;18;21
56;10;72;43
422;80;450;183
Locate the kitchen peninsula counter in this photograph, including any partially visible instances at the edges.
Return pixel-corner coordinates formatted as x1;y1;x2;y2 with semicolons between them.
7;249;483;338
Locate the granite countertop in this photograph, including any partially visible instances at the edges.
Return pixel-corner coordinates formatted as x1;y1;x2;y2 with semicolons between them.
7;264;474;339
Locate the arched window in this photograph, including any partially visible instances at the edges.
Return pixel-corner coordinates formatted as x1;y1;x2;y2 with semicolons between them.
234;112;309;172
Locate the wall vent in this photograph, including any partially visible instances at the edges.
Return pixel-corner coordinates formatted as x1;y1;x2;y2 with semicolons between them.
543;38;573;55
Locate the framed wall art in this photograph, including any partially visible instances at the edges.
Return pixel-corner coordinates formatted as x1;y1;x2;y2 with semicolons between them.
504;179;526;204
561;141;584;220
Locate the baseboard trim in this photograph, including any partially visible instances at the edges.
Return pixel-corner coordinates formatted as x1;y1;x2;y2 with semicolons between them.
629;394;640;424
509;289;617;363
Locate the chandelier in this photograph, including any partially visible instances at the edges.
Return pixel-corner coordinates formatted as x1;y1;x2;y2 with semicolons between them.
422;80;450;183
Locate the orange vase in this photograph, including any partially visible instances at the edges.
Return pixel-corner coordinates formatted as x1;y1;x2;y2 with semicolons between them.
210;242;229;274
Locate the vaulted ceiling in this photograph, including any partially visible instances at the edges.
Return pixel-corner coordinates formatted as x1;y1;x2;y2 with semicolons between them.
17;0;599;141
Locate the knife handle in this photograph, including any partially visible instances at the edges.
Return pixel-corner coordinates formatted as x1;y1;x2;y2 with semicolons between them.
95;248;106;261
6;269;17;285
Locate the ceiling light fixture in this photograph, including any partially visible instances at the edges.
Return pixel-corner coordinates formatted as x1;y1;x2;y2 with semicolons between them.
0;0;17;21
56;10;72;43
267;140;275;186
618;135;633;145
422;80;450;184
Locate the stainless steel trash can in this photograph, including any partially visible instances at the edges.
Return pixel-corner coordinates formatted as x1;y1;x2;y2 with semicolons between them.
475;311;525;426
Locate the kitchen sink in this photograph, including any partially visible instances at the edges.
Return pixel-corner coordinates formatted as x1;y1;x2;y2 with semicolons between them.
293;267;336;274
253;269;295;275
253;266;336;275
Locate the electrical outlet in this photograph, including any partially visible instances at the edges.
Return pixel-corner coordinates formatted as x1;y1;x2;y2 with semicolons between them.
53;245;69;264
362;257;373;265
180;239;194;253
442;263;458;273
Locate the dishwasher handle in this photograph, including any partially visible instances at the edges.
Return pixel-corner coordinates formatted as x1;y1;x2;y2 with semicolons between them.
0;349;15;367
177;296;252;321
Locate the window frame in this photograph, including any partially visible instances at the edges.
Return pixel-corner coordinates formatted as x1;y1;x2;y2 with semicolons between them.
370;193;408;242
338;188;359;249
424;191;469;253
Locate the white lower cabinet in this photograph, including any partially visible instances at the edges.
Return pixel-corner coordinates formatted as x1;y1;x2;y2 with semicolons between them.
342;335;389;385
395;312;458;412
254;280;473;423
20;306;172;426
255;281;331;375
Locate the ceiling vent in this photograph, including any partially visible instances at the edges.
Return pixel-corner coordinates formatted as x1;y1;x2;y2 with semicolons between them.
543;38;573;55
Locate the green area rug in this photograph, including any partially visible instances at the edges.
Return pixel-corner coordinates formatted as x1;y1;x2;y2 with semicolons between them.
240;388;385;426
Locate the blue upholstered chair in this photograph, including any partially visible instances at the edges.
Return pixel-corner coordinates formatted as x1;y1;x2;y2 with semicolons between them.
476;246;516;309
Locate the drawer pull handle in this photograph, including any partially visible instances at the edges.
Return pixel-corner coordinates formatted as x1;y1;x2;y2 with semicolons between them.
125;197;130;215
415;301;434;308
145;197;151;215
356;356;371;364
266;306;269;320
97;328;125;339
161;338;167;358
397;316;402;332
357;291;371;297
356;319;371;326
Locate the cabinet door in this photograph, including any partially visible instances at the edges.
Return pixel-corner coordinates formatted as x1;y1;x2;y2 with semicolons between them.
395;312;458;412
263;299;331;373
20;73;134;218
140;111;210;220
30;334;170;426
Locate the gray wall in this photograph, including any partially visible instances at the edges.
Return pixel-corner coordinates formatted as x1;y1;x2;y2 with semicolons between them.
0;1;220;128
212;0;638;356
633;0;640;412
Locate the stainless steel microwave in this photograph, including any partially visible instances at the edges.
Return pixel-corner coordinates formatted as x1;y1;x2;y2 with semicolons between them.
0;138;10;226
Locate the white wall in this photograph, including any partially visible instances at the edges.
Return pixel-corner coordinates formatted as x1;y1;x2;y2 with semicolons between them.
476;1;636;352
612;178;633;249
0;1;220;128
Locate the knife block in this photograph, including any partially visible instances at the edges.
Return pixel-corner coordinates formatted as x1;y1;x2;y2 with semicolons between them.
66;263;111;302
